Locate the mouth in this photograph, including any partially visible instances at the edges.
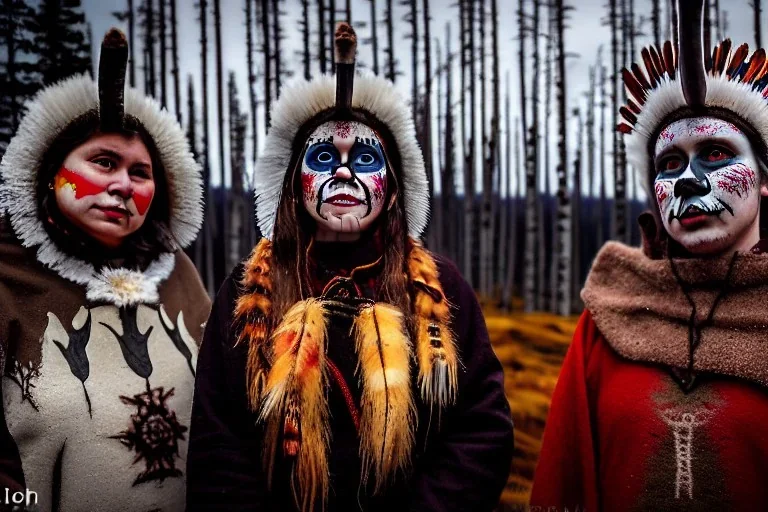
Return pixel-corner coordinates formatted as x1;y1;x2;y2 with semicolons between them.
95;205;132;219
324;193;365;207
673;204;722;228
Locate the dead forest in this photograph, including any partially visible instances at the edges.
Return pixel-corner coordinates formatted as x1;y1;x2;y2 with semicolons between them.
0;0;754;315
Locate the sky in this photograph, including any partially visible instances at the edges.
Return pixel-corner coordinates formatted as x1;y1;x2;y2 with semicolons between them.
76;0;758;202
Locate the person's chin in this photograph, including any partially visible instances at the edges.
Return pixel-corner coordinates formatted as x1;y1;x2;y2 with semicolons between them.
674;227;732;255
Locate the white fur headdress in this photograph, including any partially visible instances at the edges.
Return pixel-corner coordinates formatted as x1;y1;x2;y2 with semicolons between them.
253;24;429;240
620;0;768;180
0;29;203;305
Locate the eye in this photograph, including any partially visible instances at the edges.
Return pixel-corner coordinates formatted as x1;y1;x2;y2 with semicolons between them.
658;156;683;173
316;151;334;164
131;168;151;179
93;157;115;169
703;146;734;162
355;153;376;166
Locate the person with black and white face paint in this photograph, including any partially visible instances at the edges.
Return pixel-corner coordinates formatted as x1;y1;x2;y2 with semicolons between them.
531;1;768;510
187;22;513;512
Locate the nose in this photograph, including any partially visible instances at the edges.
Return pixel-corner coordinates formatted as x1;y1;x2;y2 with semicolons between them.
674;176;711;198
106;169;133;199
333;166;353;181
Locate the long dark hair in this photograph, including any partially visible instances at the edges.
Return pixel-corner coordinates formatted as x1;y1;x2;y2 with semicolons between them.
268;111;413;331
36;110;175;269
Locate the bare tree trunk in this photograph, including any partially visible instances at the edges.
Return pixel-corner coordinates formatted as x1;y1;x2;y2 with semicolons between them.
318;0;326;73
502;104;519;310
228;71;247;272
544;6;555;312
703;0;711;68
386;0;395;81
670;0;678;49
597;53;607;249
186;75;198;160
756;0;762;49
214;0;227;287
713;0;721;40
571;108;583;312
410;0;419;127
459;0;470;279
490;0;502;295
128;0;136;87
246;0;259;164
651;0;660;48
261;0;272;127
442;23;455;262
479;0;492;298
345;0;351;21
301;0;311;79
423;0;435;248
466;0;477;288
519;0;535;310
199;0;215;295
329;0;336;68
272;0;282;95
145;0;156;97
170;0;181;122
554;0;570;316
610;0;624;241
370;0;379;74
614;0;627;242
159;0;167;108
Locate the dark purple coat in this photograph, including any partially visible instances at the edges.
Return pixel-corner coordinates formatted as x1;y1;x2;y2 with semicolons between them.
186;254;513;511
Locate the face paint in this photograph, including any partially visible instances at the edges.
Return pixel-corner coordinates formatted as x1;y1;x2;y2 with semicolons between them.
653;117;767;255
56;167;107;198
301;120;388;240
132;190;153;216
53;132;156;248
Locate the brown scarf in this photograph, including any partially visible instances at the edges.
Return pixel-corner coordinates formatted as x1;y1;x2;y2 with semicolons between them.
233;237;459;510
582;241;768;388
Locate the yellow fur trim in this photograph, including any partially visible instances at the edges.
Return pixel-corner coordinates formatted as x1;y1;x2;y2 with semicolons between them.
408;244;459;406
354;303;416;491
261;298;329;512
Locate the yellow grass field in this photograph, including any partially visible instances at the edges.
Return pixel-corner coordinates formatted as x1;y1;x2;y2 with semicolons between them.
484;304;579;512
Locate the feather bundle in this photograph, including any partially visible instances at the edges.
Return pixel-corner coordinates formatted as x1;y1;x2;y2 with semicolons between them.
261;298;329;512
354;303;415;492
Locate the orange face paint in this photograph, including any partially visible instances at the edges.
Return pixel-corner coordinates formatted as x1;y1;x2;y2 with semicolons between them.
56;167;153;216
56;167;106;198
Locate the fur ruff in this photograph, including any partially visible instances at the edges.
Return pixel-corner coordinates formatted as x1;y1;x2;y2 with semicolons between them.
253;73;430;240
234;237;458;505
354;303;415;491
0;74;203;294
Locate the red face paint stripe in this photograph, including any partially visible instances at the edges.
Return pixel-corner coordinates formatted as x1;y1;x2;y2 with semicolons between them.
56;167;106;198
132;190;153;216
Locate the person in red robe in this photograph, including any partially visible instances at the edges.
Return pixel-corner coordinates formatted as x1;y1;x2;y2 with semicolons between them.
531;2;768;511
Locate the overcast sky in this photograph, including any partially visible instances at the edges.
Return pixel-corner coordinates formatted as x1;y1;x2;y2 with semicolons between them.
77;0;758;201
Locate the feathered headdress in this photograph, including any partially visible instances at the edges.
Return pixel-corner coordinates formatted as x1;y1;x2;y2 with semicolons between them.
618;0;768;181
253;22;430;240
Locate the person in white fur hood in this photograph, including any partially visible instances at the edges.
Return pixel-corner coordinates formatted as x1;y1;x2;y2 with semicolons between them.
0;28;210;511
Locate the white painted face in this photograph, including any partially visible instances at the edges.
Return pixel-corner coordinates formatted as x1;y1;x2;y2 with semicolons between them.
653;117;768;255
53;132;155;249
301;120;388;241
